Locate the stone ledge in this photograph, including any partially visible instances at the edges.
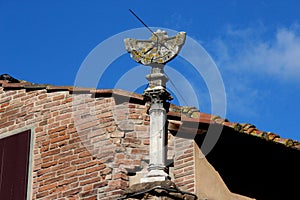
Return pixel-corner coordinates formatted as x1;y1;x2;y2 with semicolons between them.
120;180;198;200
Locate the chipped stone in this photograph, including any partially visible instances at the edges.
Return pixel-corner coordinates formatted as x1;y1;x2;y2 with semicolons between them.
117;120;135;131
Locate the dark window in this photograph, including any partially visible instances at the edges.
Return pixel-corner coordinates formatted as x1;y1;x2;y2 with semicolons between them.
0;130;31;200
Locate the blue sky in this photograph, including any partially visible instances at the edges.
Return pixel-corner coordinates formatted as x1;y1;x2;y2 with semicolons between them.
1;0;300;141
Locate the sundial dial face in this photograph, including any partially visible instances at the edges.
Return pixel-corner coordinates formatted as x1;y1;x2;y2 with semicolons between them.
124;29;186;65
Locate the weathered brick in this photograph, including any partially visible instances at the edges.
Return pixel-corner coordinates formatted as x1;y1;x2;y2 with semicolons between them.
79;172;98;181
36;190;49;198
62;187;82;197
112;173;128;180
50;134;70;144
1;108;19;118
41;160;58;169
53;150;73;161
37;171;56;182
85;164;106;174
0;120;14;129
58;177;78;187
43;175;64;185
80;189;97;198
41;148;60;158
57;165;76;176
107;179;128;190
48;125;67;134
55;113;72;122
79;151;92;158
53;94;66;101
42;156;53;163
80;177;101;186
77;121;99;131
77;160;98;170
0;87;196;199
38;182;58;192
44;100;61;109
143;139;150;145
110;131;124;138
65;169;85;179
12;91;26;99
131;149;148;155
135;125;147;131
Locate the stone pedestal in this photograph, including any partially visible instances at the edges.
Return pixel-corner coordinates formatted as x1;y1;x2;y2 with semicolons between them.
142;85;171;183
123;29;197;199
140;61;173;183
124;31;185;182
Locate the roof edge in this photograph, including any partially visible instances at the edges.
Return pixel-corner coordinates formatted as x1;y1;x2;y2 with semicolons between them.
1;79;299;150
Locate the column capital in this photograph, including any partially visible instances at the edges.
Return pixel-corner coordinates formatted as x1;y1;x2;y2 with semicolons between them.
143;87;173;104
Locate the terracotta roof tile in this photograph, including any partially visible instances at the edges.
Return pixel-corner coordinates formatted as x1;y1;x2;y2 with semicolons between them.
46;85;75;92
91;89;144;100
1;81;33;89
1;79;299;151
294;144;300;149
228;122;299;150
0;80;8;85
167;106;300;150
0;81;143;101
72;88;97;93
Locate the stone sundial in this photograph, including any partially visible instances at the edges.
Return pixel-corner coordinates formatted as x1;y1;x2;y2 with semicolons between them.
124;10;186;184
122;11;197;200
124;29;186;65
124;29;186;183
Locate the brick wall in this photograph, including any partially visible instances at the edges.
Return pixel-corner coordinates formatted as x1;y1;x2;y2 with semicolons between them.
173;137;196;193
0;86;196;199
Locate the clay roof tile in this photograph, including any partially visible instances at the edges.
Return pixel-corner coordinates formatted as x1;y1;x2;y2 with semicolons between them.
1;79;299;151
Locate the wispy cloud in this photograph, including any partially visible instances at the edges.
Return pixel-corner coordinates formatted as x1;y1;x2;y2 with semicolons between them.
164;13;193;31
206;24;300;122
213;23;300;80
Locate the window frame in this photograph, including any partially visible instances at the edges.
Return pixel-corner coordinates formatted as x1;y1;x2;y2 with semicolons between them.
0;127;34;200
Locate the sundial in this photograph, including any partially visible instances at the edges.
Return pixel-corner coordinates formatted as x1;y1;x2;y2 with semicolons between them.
124;9;186;66
124;29;186;65
124;10;186;183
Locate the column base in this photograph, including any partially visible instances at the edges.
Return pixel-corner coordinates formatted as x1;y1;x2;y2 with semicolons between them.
141;169;170;183
123;180;198;199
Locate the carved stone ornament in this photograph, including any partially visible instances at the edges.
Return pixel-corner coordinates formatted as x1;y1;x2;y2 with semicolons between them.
124;30;186;65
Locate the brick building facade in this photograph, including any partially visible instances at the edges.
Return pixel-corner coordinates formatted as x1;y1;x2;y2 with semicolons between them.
1;77;299;199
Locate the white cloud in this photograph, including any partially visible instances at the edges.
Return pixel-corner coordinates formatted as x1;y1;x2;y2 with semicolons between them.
213;25;300;80
201;24;300;139
206;24;300;121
